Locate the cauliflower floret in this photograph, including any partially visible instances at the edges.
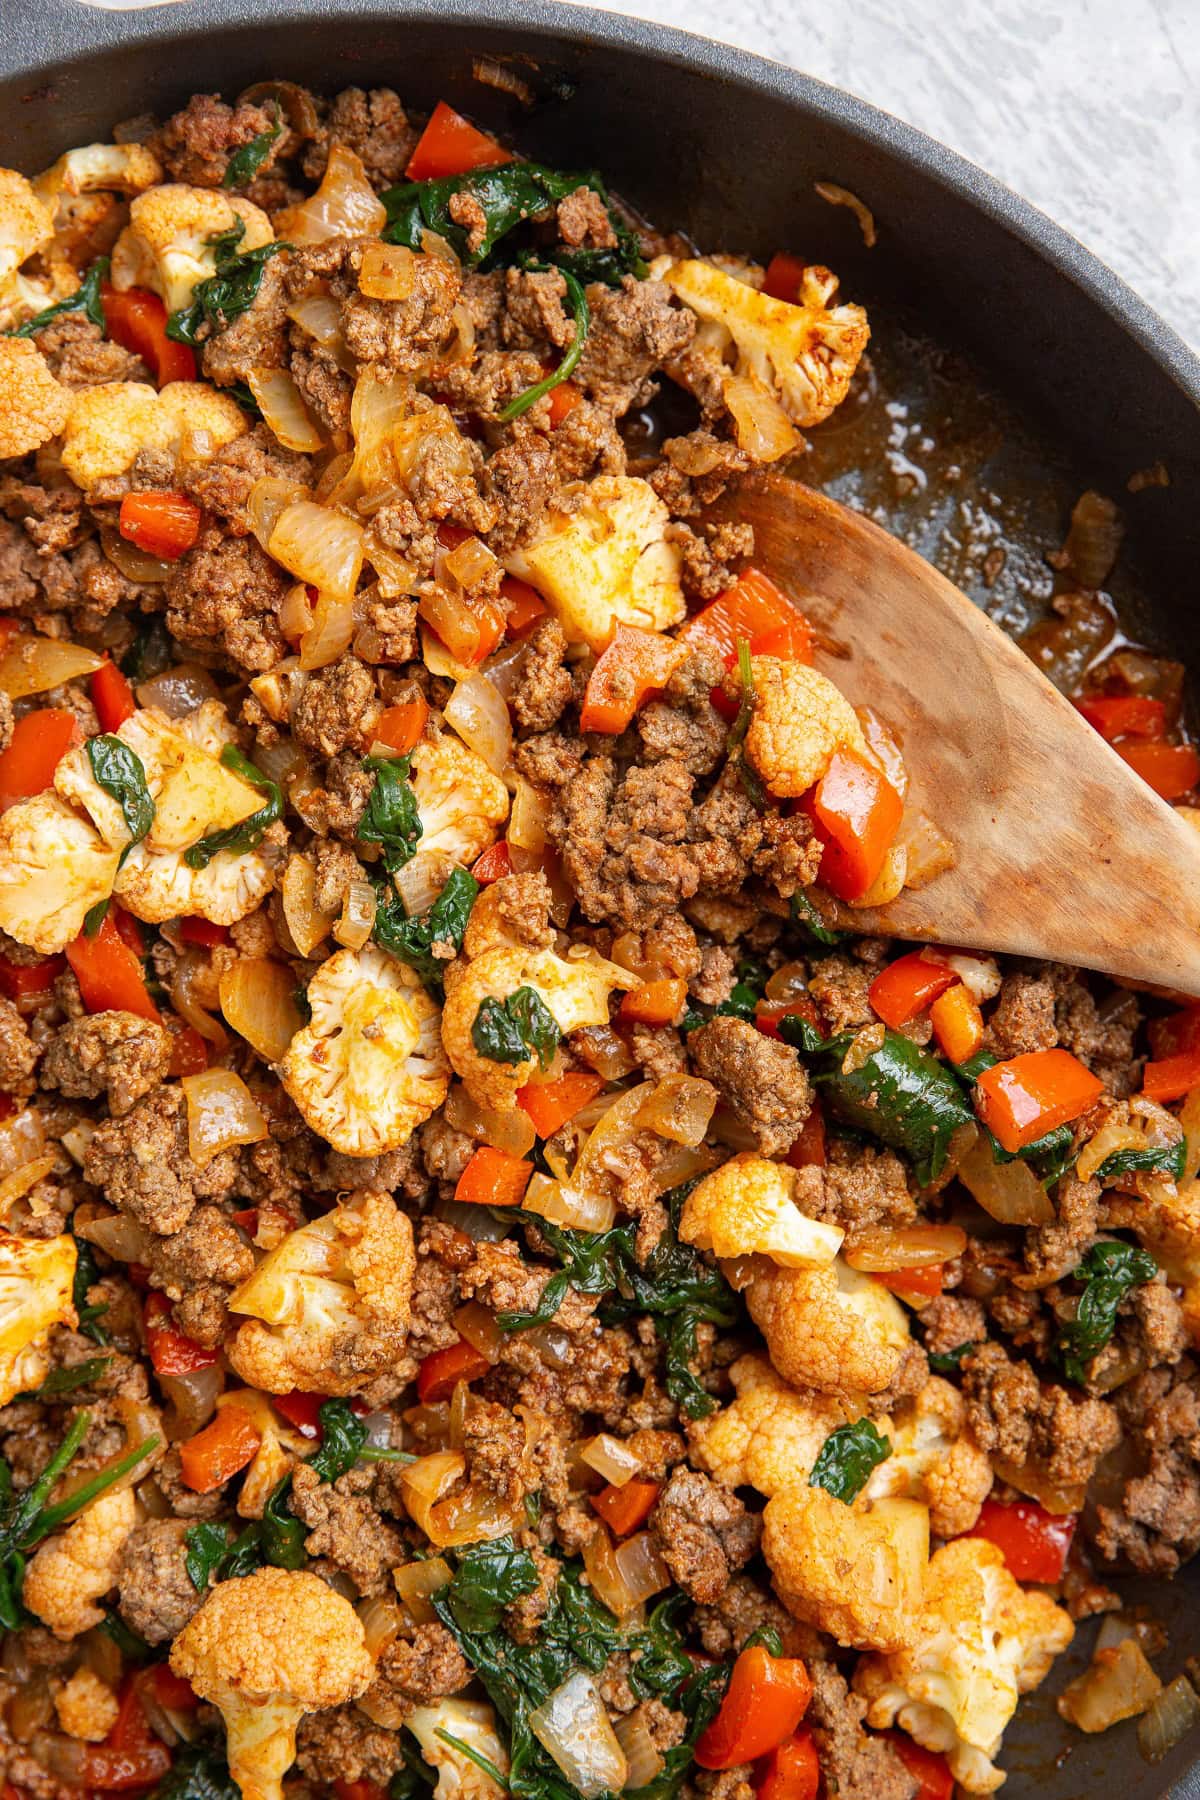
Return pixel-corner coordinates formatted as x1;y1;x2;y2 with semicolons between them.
680;1153;844;1268
281;946;449;1156
664;257;869;437
0;338;73;458
0;168;55;298
867;1375;994;1539
745;657;867;799
55;1667;120;1742
24;1487;137;1641
157;381;248;455
0;1231;77;1405
55;703;275;927
33;143;162;210
409;734;510;868
112;185;274;314
505;474;685;650
1127;1176;1200;1342
746;1255;911;1395
406;1698;509;1800
170;1566;373;1800
762;1483;928;1652
690;1353;858;1494
60;381;176;488
855;1538;1074;1794
227;1187;416;1396
0;792;121;954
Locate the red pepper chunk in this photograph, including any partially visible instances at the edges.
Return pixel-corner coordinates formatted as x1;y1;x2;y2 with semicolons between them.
868;952;958;1027
591;1478;661;1537
963;1496;1078;1584
417;1337;491;1403
754;1731;820;1800
1148;1005;1200;1061
580;626;685;735
517;1071;603;1138
755;995;823;1042
374;697;430;756
877;1263;945;1303
472;840;514;884
974;1048;1103;1153
102;284;196;386
66;909;160;1024
501;576;548;638
179;1405;261;1494
335;1781;389;1800
885;1734;955;1800
177;916;229;948
762;253;808;304
143;1292;218;1377
0;709;81;812
119;492;201;561
1116;738;1200;800
786;1102;826;1169
0;954;63;1001
682;567;813;665
273;1390;326;1438
802;747;904;902
405;101;513;180
695;1645;813;1769
455;1145;532;1208
91;661;136;733
1144;1048;1200;1103
1074;694;1165;742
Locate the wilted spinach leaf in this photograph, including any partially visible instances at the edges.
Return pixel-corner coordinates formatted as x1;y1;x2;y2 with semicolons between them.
1095;1140;1186;1182
185;746;281;869
359;754;423;874
789;889;847;948
87;734;154;858
447;1537;540;1633
149;1742;240;1800
307;1399;368;1483
374;865;478;988
809;1418;891;1503
32;1355;113;1399
927;1341;979;1375
473;986;560;1070
223;105;283;188
500;261;589;422
1059;1240;1159;1383
71;1233;109;1345
167;220;288;346
808;1028;974;1184
10;258;108;337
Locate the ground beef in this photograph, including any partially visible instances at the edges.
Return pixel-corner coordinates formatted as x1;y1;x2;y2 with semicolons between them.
986;971;1058;1056
693;1766;755;1800
341;249;463;371
1049;967;1142;1094
462;1238;594;1333
504;1540;561;1644
476;871;555;950
83;1085;243;1235
810;1661;917;1800
116;1519;203;1645
689;1016;811;1156
807;953;875;1033
515;730;584;793
496;1319;633;1426
556;186;618;249
419;1113;473;1184
290;340;354;436
482;425;560;552
576;277;696;416
201;252;291;386
512;618;576;732
295;1703;406;1788
288;1463;404;1596
294;749;375;839
666;518;757;602
637;651;726;776
32;316;146;390
291;655;377;757
165;525;288;671
627;1021;689;1079
649;431;755;518
920;1292;987;1356
143;1205;254;1325
962;1340;1120;1491
0;995;37;1098
181;425;311;534
1020;1171;1100;1286
302;87;416;188
1093;1362;1200;1573
649;1468;759;1604
151;92;281;186
790;1141;915;1237
40;1011;169;1116
362;1621;471;1721
406;1221;469;1362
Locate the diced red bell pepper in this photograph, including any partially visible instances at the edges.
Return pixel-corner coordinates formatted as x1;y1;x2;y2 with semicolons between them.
177;916;229;948
762;253;808;304
517;1071;604;1138
695;1645;814;1770
754;1731;820;1800
405;100;514;181
102;284;196;386
79;1735;172;1791
545;378;583;427
419;585;505;666
230;1207;258;1235
884;1734;954;1800
91;661;136;734
179;1404;262;1493
168;1027;209;1077
786;1102;827;1168
682;567;813;665
802;747;904;902
0;709;81;811
974;1048;1103;1153
1143;1047;1200;1103
591;1478;661;1537
501;576;548;637
273;1390;326;1439
877;1263;945;1303
66;909;160;1024
112;907;145;957
1116;738;1200;800
374;697;429;756
619;978;688;1026
0;954;63;1001
929;982;985;1064
143;1292;218;1377
868;952;959;1027
962;1496;1078;1583
472;840;514;884
143;1664;198;1714
455;1145;533;1208
581;626;685;735
118;491;201;562
755;995;823;1042
417;1336;491;1403
1074;694;1165;742
334;1781;389;1800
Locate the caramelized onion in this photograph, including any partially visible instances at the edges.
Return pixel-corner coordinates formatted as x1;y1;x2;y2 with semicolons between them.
298;587;358;668
893;810;955;890
78;1209;151;1263
218;958;303;1063
159;1362;223;1441
269;501;364;599
248;368;324;453
276;143;385;243
171;954;228;1050
0;1108;45;1178
444;1082;536;1157
397;1450;517;1548
333;879;377;951
392;851;452;918
136;662;220;719
582;1526;643;1622
523;1171;616;1234
1138;1674;1200;1764
844;1224;967;1271
358;242;416;300
444;672;512;776
722;372;798;463
454;1301;504;1364
101;524;171;585
286;293;356;374
0;635;103;699
357;1595;406;1659
245;475;309;556
181;1071;268;1167
636;1074;717;1148
393;1556;452;1624
813;182;877;248
579;1434;642;1488
529;1672;627;1800
957;1127;1054;1225
1058;1637;1162;1733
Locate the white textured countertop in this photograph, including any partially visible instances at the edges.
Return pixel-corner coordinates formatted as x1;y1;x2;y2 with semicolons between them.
584;0;1200;349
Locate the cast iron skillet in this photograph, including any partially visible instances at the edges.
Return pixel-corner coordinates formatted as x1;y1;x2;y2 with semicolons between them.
3;1;1200;1792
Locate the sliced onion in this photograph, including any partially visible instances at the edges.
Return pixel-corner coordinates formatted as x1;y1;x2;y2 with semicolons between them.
636;1075;717;1148
614;1713;664;1792
894;809;956;889
582;1527;643;1622
357;1595;406;1659
254;733;311;790
286;293;356;375
615;1531;671;1605
171;955;228;1050
218;958;303;1063
992;1455;1084;1516
101;524;171;585
159;1362;222;1441
420;588;502;670
444;534;499;590
245;475;309;556
454;1301;504;1363
397;1449;517;1548
1077;1122;1155;1184
764;961;809;1002
1138;1674;1200;1764
856;706;909;801
921;948;1002;1002
650;1143;719;1194
60;1121;96;1167
444;1082;536;1157
276;143;386;243
434;1200;512;1243
239;79;320;139
78;1209;152;1263
579;1434;642;1488
269;501;364;600
393;1556;453;1624
358;241;417;301
506;778;549;856
392;851;452;919
721;372;799;463
334;879;377;951
0;635;104;699
181;1070;268;1167
0;1154;56;1217
846;842;907;908
364;532;420;601
523;1171;616;1234
277;584;314;644
51;1396;162;1520
327;368;411;510
814;181;878;248
135;663;219;720
844;1224;968;1272
529;1672;628;1800
248;367;323;453
444;672;513;776
573;1025;638;1082
957;1128;1054;1225
279;857;330;962
0;1108;45;1178
297;590;356;671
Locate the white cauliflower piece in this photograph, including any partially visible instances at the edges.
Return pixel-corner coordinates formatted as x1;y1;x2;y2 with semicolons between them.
690;1353;858;1494
33;144;162;210
280;946;450;1156
157;381;248;456
855;1538;1074;1794
171;1567;373;1800
60;382;176;488
409;734;510;868
406;1699;509;1800
55;1667;120;1742
0;339;73;458
746;1255;911;1395
867;1376;994;1539
227;1189;416;1397
505;474;685;650
111;185;274;314
680;1153;843;1268
0;168;55;303
0;792;121;953
24;1487;137;1640
56;703;275;927
0;1231;77;1405
745;657;867;798
762;1483;928;1652
664;257;869;434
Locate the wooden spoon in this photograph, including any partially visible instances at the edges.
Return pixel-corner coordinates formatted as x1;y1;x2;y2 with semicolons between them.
721;473;1200;996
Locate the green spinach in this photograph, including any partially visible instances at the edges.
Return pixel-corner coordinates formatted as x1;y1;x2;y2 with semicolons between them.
374;866;479;988
32;1355;113;1399
927;1341;978;1376
447;1536;540;1633
166;221;289;347
100;1607;152;1662
1095;1140;1186;1182
1059;1240;1159;1383
777;1012;827;1055
10;258;108;337
473;987;560;1070
789;889;847;948
359;754;423;873
307;1398;368;1483
185;746;281;870
149;1742;240;1800
71;1234;110;1345
223;106;283;189
805;1027;975;1185
809;1418;891;1503
120;617;173;684
87;734;155;859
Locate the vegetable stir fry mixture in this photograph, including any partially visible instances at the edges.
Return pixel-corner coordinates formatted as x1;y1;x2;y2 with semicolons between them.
0;79;1195;1800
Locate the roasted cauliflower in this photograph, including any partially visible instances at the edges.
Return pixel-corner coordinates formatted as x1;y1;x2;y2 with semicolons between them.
55;1667;120;1742
0;792;121;953
280;946;450;1156
170;1566;374;1800
505;474;686;650
33;143;162;210
60;380;247;490
111;184;274;314
0;168;55;307
409;734;509;869
762;1483;928;1653
406;1698;510;1800
226;1188;416;1395
680;1153;844;1268
0;1230;77;1406
855;1538;1074;1794
689;1353;858;1494
866;1375;994;1539
24;1487;137;1641
745;656;867;799
0;338;73;459
746;1255;911;1395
